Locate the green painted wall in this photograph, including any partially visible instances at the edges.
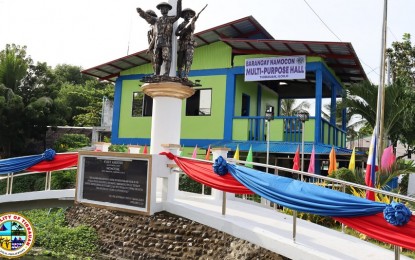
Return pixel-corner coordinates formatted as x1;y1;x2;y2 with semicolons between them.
304;119;315;142
121;63;153;76
117;42;232;140
234;76;258;117
118;76;227;140
115;42;342;147
121;42;231;76
232;119;249;141
260;85;279;115
119;80;152;138
270;119;284;141
191;42;232;69
180;75;227;140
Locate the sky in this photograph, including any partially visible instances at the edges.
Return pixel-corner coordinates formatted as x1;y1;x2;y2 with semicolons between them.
1;0;415;87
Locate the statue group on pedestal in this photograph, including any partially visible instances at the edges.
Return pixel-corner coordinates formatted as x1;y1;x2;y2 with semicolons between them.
137;1;206;84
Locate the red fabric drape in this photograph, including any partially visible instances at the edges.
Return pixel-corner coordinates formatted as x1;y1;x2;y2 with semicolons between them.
335;214;415;251
26;153;78;172
171;155;253;194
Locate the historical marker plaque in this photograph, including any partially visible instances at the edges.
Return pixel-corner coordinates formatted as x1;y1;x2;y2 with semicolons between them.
76;151;152;214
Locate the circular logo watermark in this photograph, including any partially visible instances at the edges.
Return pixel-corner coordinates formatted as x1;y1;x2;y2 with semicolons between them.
0;212;35;259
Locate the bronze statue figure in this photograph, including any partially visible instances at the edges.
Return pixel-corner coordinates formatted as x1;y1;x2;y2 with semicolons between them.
137;1;182;76
144;10;158;74
175;5;207;79
175;8;196;79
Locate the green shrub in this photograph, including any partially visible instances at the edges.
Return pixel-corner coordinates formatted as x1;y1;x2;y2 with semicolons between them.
281;207;339;228
108;144;128;153
333;168;356;183
179;174;211;195
54;134;90;152
400;173;409;195
51;170;77;189
0;173;46;194
22;209;99;257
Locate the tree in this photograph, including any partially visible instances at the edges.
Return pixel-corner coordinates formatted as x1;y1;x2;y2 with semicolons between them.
0;85;25;156
322;100;366;140
0;44;32;91
342;80;413;147
0;44;114;156
280;99;310;116
386;33;415;86
57;79;114;126
54;64;94;85
18;62;60;103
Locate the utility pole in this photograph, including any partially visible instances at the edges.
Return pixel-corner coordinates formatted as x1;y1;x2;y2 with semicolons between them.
378;0;388;158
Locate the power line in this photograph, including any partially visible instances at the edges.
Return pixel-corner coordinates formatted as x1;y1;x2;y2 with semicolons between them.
302;0;342;42
302;0;379;80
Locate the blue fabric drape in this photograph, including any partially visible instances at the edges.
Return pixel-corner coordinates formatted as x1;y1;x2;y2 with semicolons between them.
227;164;386;217
0;149;56;175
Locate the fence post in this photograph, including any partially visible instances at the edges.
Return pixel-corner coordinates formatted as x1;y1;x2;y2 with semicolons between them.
211;147;231;215
293;210;297;242
48;171;52;190
342;184;346;233
394;245;400;260
6;173;10;195
10;173;14;194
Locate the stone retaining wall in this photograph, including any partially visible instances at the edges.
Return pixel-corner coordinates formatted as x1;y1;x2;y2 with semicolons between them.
65;205;286;260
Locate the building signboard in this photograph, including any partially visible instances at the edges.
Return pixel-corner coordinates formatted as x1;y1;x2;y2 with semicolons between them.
245;55;306;81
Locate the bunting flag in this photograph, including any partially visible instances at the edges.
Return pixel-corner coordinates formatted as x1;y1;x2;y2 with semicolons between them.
365;132;378;201
160;151;415;251
233;145;240;160
192;145;198;158
308;145;315;173
349;147;356;171
205;145;211;161
245;145;253;168
381;145;396;170
328;147;337;175
293;145;300;170
143;145;148;154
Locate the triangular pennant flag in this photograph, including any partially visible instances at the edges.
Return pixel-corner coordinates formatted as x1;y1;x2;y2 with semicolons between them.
143;145;148;154
328;147;337;175
293;145;300;170
192;145;198;158
245;145;253;168
349;147;356;171
205;145;211;161
381;145;396;170
233;145;240;160
308;145;315;173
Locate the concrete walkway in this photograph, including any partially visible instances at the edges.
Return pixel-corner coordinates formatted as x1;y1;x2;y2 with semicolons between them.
164;194;410;260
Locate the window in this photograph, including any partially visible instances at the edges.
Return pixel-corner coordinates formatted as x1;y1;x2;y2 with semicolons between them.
186;89;212;116
132;92;153;117
241;93;250;116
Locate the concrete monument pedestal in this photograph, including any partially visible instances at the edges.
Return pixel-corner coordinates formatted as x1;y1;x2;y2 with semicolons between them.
142;82;194;154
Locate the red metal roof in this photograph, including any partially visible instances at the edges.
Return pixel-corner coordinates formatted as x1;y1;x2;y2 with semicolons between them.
82;16;367;85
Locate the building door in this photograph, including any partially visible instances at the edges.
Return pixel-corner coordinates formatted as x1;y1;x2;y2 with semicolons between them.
241;93;250;116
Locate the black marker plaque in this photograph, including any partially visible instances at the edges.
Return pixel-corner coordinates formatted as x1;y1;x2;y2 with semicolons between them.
81;156;149;209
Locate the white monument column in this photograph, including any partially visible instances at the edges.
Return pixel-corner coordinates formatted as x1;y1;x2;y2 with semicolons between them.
143;83;194;154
